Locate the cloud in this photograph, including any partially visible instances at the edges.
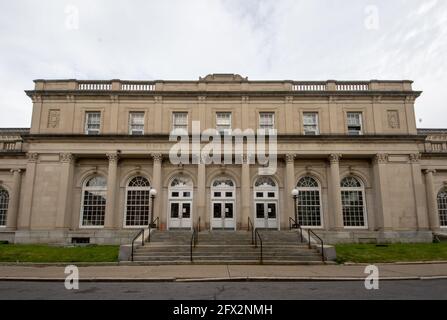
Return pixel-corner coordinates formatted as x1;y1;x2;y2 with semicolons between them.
0;0;446;128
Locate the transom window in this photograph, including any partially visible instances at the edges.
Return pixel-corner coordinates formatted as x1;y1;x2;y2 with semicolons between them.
172;112;188;132
216;112;232;134
81;176;107;227
212;177;235;199
340;176;367;228
259;112;275;131
85;112;101;135
254;176;278;199
169;177;193;199
303;112;319;135
129;112;145;135
347;112;363;135
438;188;447;227
296;177;322;227
0;188;9;226
125;176;151;227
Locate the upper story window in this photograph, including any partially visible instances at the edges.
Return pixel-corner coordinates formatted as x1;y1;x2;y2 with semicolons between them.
216;112;232;134
85;112;101;135
303;112;319;135
347;112;363;135
129;112;145;135
172;112;188;132
259;112;275;131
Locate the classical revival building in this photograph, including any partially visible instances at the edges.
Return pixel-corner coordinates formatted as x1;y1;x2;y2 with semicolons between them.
0;74;446;245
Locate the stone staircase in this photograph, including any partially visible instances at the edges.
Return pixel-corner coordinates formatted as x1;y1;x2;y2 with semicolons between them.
131;229;327;265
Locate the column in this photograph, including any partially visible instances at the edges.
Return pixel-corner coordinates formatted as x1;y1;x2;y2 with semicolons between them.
409;154;429;230
197;160;206;228
6;169;22;230
372;153;392;230
18;153;38;229
241;155;250;229
424;169;440;230
104;153;119;229
55;153;75;229
151;153;163;227
285;154;296;223
329;154;343;230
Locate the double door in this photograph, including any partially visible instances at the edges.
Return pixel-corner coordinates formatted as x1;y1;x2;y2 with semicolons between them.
211;201;235;230
254;201;278;229
169;201;192;229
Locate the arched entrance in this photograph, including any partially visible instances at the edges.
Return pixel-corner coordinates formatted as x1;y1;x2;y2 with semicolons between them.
211;177;236;230
254;176;279;229
168;176;193;229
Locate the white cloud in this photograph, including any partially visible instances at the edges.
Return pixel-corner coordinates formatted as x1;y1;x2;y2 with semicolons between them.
0;0;446;128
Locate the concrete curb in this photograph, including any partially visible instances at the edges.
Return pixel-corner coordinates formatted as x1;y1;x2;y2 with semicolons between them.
343;261;447;266
1;276;446;282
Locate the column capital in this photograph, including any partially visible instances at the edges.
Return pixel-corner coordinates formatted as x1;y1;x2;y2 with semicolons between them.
60;153;75;163
151;153;163;162
27;153;39;163
10;169;22;174
374;153;389;164
409;153;421;163
328;153;342;163
285;154;296;163
106;153;119;163
424;169;436;175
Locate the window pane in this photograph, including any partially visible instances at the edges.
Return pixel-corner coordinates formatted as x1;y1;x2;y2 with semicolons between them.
0;189;9;226
259;112;274;129
129;112;145;134
85;112;101;134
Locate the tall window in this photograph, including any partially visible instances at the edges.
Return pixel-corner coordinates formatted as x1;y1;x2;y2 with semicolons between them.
85;112;101;135
81;176;107;227
129;112;145;135
125;176;151;227
172;112;188;132
438;188;447;227
0;188;9;226
296;177;322;227
259;112;275;130
347;112;363;135
341;176;367;228
216;112;232;134
303;112;319;135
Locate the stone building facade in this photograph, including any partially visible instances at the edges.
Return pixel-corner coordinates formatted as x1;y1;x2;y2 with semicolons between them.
0;74;446;244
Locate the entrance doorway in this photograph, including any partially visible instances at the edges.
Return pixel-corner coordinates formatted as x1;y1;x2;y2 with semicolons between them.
253;176;279;229
168;176;193;229
211;177;236;230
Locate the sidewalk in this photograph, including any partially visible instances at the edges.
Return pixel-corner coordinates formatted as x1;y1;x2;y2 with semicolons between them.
1;263;447;281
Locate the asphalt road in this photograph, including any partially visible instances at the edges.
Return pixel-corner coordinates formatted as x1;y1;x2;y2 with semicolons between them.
0;280;446;300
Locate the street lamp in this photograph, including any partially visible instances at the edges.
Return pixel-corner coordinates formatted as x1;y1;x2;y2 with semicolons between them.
149;188;157;228
291;188;299;228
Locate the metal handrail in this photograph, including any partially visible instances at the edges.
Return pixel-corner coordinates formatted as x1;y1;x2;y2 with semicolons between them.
131;228;145;262
254;228;263;264
289;217;304;243
307;229;325;262
190;226;198;262
198;217;201;233
147;217;160;243
247;217;254;245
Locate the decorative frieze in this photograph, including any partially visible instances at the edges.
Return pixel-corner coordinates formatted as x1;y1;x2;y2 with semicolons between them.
60;153;74;163
387;110;400;129
409;153;421;163
47;109;60;129
329;154;341;163
375;153;389;164
27;153;39;163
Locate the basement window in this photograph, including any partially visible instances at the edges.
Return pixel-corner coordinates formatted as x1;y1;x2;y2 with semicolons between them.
71;237;90;244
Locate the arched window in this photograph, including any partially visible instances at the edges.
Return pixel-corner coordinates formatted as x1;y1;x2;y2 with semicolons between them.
81;176;107;227
340;176;367;228
125;176;151;227
296;176;322;227
0;188;9;226
438;188;447;227
212;177;235;199
254;176;278;199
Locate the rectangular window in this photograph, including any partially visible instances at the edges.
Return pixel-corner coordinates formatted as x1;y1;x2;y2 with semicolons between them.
303;112;319;135
347;112;363;135
129;112;145;135
85;112;101;135
216;112;232;134
259;112;275;130
172;112;188;132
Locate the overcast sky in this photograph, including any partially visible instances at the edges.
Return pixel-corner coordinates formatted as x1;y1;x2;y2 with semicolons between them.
0;0;446;128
